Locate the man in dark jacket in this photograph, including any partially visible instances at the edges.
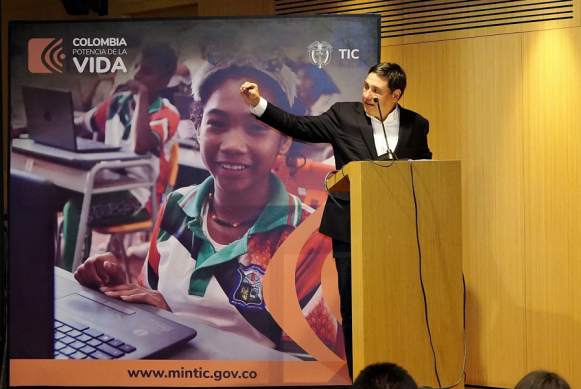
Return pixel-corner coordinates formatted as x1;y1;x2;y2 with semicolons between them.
240;62;432;378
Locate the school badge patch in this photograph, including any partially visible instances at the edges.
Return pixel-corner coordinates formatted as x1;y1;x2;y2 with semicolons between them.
230;264;266;311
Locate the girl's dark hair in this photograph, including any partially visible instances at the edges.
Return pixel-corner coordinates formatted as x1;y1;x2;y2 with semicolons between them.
191;65;293;129
514;371;571;389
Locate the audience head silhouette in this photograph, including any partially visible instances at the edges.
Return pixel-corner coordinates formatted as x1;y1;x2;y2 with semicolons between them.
514;371;570;389
353;363;418;389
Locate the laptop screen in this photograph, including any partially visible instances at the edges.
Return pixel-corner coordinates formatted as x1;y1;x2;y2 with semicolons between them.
22;86;78;151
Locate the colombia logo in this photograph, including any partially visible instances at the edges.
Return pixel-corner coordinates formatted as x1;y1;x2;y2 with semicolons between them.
28;38;65;73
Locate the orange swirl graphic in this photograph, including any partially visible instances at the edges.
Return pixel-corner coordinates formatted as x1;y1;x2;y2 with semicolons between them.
262;206;349;382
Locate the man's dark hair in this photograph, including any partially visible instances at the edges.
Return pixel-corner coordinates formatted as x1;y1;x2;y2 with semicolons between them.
140;42;178;80
369;62;407;97
514;371;571;389
353;362;418;389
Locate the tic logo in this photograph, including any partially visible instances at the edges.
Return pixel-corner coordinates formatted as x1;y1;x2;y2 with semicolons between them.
28;38;65;74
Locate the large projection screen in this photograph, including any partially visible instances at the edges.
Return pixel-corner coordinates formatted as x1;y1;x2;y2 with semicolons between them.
8;15;380;387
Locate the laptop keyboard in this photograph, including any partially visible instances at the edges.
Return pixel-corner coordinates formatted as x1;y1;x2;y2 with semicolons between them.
76;137;116;150
54;316;136;359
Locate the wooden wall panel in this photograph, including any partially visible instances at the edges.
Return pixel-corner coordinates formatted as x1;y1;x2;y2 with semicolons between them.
386;26;581;388
274;0;580;45
380;45;405;72
522;28;581;384
198;0;274;16
397;8;579;45
397;35;527;387
129;5;199;19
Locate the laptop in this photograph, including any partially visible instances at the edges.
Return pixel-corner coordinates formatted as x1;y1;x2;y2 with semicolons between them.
9;171;197;360
54;271;197;360
22;86;121;153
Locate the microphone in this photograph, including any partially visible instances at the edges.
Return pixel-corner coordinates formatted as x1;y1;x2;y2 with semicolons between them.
373;97;396;161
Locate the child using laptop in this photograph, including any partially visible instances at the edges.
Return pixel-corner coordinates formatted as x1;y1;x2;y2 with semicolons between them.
61;42;180;271
74;61;342;359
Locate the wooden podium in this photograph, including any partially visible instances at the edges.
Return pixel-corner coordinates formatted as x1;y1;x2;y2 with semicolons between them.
327;160;464;388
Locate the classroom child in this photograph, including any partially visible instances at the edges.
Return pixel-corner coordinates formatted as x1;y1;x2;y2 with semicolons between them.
61;42;180;271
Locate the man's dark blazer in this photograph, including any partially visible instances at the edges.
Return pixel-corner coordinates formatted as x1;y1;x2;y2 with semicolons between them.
258;101;432;243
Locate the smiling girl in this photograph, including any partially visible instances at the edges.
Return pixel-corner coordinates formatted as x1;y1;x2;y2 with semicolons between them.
75;63;340;358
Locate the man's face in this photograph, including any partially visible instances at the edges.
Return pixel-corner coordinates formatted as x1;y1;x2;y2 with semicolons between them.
361;72;400;120
133;57;170;95
198;77;291;195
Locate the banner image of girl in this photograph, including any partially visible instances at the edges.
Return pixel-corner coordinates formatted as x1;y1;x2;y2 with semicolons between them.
74;59;342;359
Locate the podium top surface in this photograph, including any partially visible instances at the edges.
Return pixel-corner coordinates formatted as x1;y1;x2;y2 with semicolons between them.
326;160;459;192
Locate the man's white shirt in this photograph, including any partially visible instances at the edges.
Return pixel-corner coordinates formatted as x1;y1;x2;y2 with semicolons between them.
369;104;399;156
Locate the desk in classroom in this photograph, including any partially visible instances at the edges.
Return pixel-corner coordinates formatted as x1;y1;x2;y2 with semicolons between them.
11;138;158;272
176;120;205;170
176;138;205;169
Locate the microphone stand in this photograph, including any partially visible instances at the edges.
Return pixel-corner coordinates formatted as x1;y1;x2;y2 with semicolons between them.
374;97;397;161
